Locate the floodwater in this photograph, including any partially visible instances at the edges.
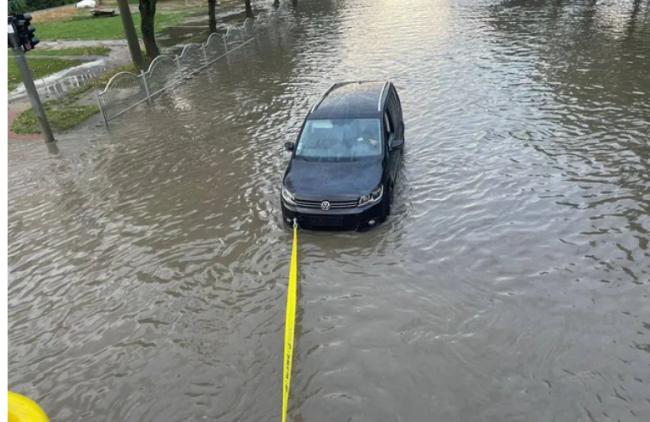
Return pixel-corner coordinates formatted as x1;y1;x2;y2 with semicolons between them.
8;0;650;420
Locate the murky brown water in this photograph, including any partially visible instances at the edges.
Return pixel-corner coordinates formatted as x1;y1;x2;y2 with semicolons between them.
8;0;650;420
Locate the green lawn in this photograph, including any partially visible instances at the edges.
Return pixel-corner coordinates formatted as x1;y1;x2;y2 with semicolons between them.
37;11;192;41
8;47;111;90
8;57;82;90
12;102;98;135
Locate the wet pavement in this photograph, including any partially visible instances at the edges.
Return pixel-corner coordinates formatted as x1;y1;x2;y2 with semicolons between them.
8;0;650;421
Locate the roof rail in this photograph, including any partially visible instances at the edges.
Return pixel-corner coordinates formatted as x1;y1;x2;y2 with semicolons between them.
377;81;389;111
310;83;340;113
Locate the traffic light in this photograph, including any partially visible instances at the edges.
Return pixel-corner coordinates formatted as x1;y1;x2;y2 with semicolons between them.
9;13;39;52
7;14;55;143
26;15;39;50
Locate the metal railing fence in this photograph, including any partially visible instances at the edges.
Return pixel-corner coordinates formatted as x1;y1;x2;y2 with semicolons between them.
97;17;266;127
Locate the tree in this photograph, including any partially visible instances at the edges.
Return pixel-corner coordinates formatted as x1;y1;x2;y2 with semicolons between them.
273;0;279;8
208;0;218;33
244;0;254;18
9;0;27;14
139;0;160;60
117;0;144;70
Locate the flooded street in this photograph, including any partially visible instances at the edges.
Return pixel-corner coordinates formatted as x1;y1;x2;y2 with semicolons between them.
8;0;650;420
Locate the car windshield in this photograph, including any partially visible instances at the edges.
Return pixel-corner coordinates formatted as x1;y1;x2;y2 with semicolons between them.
295;118;382;160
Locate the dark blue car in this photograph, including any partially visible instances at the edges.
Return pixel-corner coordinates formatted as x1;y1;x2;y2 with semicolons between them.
281;81;405;230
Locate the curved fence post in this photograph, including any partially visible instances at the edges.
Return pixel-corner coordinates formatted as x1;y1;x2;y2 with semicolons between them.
205;32;227;65
224;29;232;66
97;70;147;121
175;55;182;73
146;55;181;95
97;92;109;129
201;44;208;68
140;71;151;104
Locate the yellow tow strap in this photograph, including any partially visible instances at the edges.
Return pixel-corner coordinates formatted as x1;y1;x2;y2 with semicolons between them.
282;221;299;422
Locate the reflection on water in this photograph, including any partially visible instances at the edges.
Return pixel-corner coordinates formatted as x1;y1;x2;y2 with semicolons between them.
8;0;650;421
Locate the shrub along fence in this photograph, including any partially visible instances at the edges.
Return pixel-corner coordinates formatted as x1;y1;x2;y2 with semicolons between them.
97;18;263;128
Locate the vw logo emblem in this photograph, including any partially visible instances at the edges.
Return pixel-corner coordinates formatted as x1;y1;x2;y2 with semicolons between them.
320;201;331;211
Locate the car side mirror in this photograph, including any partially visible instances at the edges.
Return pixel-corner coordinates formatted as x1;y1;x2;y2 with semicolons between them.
284;142;295;152
389;137;404;151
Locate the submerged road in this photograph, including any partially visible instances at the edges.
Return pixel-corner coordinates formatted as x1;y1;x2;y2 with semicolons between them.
8;0;650;420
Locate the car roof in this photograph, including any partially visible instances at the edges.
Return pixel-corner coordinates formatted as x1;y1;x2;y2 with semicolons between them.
308;80;389;120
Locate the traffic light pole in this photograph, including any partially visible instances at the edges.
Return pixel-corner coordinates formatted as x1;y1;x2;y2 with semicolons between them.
8;30;55;144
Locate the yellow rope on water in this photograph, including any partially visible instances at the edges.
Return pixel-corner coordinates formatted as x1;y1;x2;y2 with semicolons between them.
282;221;299;422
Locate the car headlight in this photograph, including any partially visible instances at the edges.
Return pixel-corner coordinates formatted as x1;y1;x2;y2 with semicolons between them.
358;184;383;207
282;187;296;205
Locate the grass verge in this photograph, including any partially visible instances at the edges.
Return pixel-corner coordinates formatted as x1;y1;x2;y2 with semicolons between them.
12;103;98;135
8;57;82;91
8;47;112;91
37;11;192;41
10;46;112;57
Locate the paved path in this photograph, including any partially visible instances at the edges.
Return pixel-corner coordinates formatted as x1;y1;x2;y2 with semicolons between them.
22;54;109;60
38;40;128;48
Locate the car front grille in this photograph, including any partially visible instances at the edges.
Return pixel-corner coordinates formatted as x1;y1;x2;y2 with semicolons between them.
294;198;359;209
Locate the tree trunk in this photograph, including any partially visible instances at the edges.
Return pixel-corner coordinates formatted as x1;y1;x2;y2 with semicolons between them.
116;0;144;70
208;0;218;33
139;0;160;61
273;0;279;8
244;0;254;18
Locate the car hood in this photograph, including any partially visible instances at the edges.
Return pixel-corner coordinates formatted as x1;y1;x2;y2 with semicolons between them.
284;158;383;201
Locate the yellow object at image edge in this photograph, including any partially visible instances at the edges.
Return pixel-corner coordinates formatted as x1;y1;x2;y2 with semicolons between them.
8;391;49;422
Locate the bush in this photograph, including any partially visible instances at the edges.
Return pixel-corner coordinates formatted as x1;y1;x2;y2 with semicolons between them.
9;0;28;14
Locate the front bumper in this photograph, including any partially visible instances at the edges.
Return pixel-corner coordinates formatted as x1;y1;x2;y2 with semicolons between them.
281;199;384;230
